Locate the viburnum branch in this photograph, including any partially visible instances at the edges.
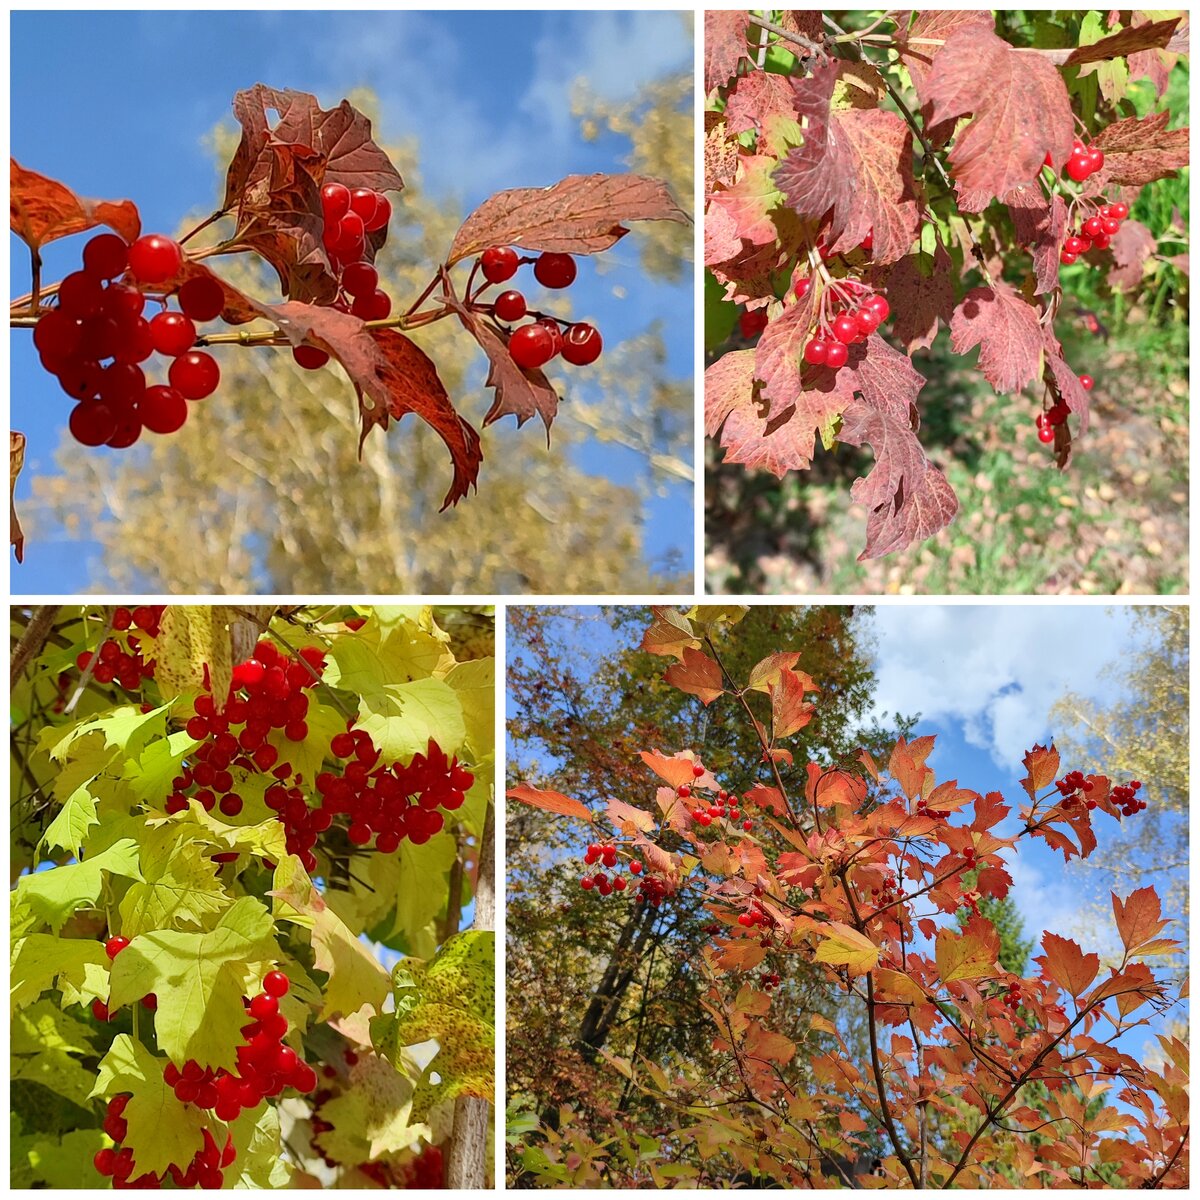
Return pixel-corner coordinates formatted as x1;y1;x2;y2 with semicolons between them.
10;605;61;687
178;209;228;247
744;13;826;58
64;606;113;716
29;247;42;315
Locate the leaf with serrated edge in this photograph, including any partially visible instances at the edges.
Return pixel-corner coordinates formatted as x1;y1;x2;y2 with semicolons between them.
507;784;592;822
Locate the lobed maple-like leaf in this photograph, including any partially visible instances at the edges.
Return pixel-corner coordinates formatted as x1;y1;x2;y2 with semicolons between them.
704;10;752;93
776;64;921;266
895;10;996;100
1038;931;1100;997
812;920;879;976
507;783;592;823
754;292;822;419
1107;219;1158;291
1043;329;1092;436
708;155;786;248
244;301;481;509
1112;886;1171;956
770;667;816;740
884;248;956;350
446;173;688;265
1092;110;1190;188
920;27;1075;205
1020;743;1060;801
950;282;1044;393
606;797;656;835
663;647;725;706
10;159;140;251
723;70;798;137
935;916;1000;983
640;606;700;660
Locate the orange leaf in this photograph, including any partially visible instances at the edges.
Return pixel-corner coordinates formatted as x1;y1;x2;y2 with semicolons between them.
663;647;724;705
507;783;592;823
605;797;655;835
746;651;801;693
769;666;817;739
1112;886;1170;955
640;607;700;660
1021;742;1061;800
10;159;140;251
888;736;933;799
1038;932;1099;997
640;750;699;791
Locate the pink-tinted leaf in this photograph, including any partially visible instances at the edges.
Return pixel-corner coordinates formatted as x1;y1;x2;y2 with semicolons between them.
447;296;559;431
724;71;798;136
921;26;1074;205
1107;219;1158;291
754;292;821;419
1043;329;1092;435
709;156;785;248
606;797;656;835
507;783;592;823
895;10;995;99
663;648;725;706
950;282;1044;393
884;248;956;350
704;112;740;193
447;173;688;265
1009;189;1068;296
1092;111;1190;187
705;11;753;93
10;159;140;251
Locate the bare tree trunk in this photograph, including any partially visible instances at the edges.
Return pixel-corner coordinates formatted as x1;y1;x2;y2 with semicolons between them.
446;802;495;1188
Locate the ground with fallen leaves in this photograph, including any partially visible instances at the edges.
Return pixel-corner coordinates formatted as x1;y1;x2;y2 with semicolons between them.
706;305;1188;595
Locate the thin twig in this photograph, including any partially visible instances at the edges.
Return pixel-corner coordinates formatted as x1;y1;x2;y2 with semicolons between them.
10;605;61;688
65;608;114;715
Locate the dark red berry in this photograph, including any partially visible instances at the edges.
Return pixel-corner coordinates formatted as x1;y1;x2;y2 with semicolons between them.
177;275;226;322
140;385;188;435
83;234;129;280
169;351;220;399
533;252;576;289
480;246;519;283
561;322;602;365
509;323;556;369
493;290;526;322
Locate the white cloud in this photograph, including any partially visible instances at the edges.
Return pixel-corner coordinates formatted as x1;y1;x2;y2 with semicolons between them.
870;605;1137;767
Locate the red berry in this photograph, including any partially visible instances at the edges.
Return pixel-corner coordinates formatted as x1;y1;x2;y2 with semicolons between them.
219;793;243;817
743;820;753;831
865;295;890;322
105;935;130;960
480;246;519;283
92;998;111;1022
803;337;828;366
493;290;526;322
1064;236;1088;255
509;323;556;369
112;315;154;364
855;308;881;335
1078;374;1094;391
825;342;849;369
94;1148;117;1177
537;318;564;357
140;385;188;435
1091;233;1111;250
102;283;146;319
128;234;183;284
348;821;372;845
1066;156;1091;183
33;309;82;358
349;188;379;224
1082;217;1105;239
794;277;812;300
561;322;602;366
169;351;220;399
365;193;391;233
321;183;351;221
292;344;330;370
738;308;768;338
1038;425;1055;443
630;861;643;875
69;401;117;447
1088;148;1104;172
149;311;197;357
177;275;225;322
341;261;379;299
832;313;859;344
1101;216;1120;235
83;234;129;280
1109;201;1130;220
350;288;392;321
1060;251;1078;265
58;271;104;318
533;252;576;289
262;970;290;998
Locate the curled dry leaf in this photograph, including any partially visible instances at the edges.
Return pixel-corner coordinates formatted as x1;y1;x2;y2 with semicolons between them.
446;172;689;265
10;159;140;252
10;431;26;563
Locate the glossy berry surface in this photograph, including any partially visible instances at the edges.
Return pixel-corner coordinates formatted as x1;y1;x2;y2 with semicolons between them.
169;351;220;400
480;246;519;283
494;290;526;322
128;234;183;284
509;323;556;369
561;322;602;366
533;252;576;289
177;275;226;322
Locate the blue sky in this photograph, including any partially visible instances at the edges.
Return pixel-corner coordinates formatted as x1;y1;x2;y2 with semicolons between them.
10;10;694;591
508;604;1186;1057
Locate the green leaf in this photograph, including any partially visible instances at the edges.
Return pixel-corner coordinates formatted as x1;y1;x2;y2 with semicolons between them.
15;1129;105;1189
40;702;171;763
370;930;494;1122
10;934;110;1010
13;839;142;933
705;271;739;352
40;773;101;858
357;677;466;764
314;1055;428;1162
117;824;232;936
444;656;494;767
121;729;199;807
14;1046;99;1108
11;998;97;1056
228;1103;293;1188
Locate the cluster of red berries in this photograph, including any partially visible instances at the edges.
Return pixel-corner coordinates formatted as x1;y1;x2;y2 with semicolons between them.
579;841;627;894
94;1093;238;1189
634;873;670;908
736;902;774;931
1054;139;1106;184
1060;202;1129;265
314;733;474;852
1055;769;1145;816
1034;372;1094;443
802;293;890;374
293;183;394;371
36;231;224;448
760;971;782;991
477;246;603;370
914;797;952;820
76;605;165;690
868;875;901;909
738;307;769;339
1001;979;1022;1012
1111;780;1146;817
675;765;754;833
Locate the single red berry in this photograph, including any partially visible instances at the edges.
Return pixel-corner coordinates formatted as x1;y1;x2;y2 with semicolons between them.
860;230;874;253
480;246;519;283
581;876;594;890
128;234;183;284
739;309;768;338
1066;156;1091;183
292;344;330;370
1101;216;1120;235
742;820;753;831
321;183;351;221
177;275;225;322
825;342;849;369
219;793;243;817
1064;236;1088;255
1091;233;1111;250
92;998;111;1022
855;308;881;336
1088;148;1104;172
349;188;379;225
561;322;602;366
263;970;290;998
348;821;372;846
537;318;564;357
794;277;812;300
33;309;82;358
803;337;828;366
1038;425;1055;443
169;351;220;399
112;315;154;364
494;290;527;322
630;861;643;875
149;310;197;356
105;935;130;960
341;261;379;299
677;785;691;799
865;295;890;322
141;992;158;1010
509;323;556;369
94;1148;117;1176
533;252;576;289
58;271;105;318
140;385;188;435
1109;201;1130;220
1060;251;1078;265
1082;217;1105;239
69;402;117;446
350;288;392;321
1078;374;1094;391
365;193;391;232
83;234;129;280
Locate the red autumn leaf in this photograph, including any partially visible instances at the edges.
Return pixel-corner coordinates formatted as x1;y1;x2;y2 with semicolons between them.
705;10;753;93
723;71;798;136
1043;328;1092;435
507;783;592;823
776;62;921;266
754;291;821;419
224;85;404;213
709;155;786;248
884;248;957;351
10;159;141;252
640;606;700;660
1092;110;1190;187
919;26;1074;206
247;302;481;509
1038;931;1100;997
1085;960;1158;1007
888;738;932;801
1107;219;1158;291
950;282;1044;394
894;10;996;100
744;784;787;817
446;173;688;265
838;397;958;560
10;431;26;564
1111;886;1170;956
663;647;725;706
704;113;740;194
447;295;559;431
975;864;1012;899
1020;743;1060;801
1008;188;1068;296
640;750;702;792
971;791;1011;832
769;667;816;740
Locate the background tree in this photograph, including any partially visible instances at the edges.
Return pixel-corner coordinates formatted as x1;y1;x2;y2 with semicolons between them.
506;605;916;1178
22;67;693;594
